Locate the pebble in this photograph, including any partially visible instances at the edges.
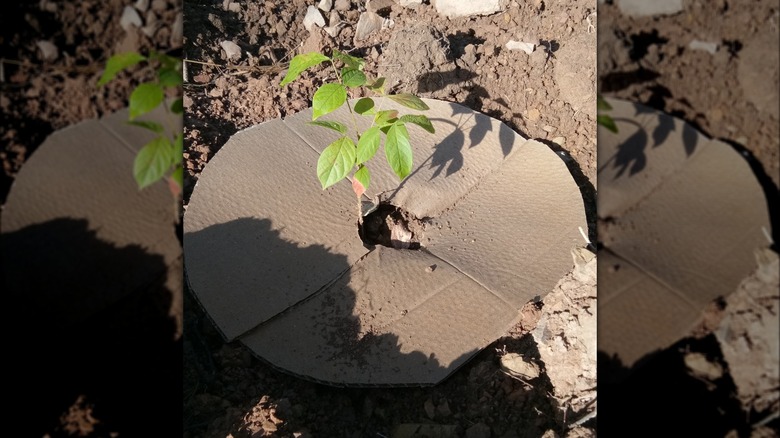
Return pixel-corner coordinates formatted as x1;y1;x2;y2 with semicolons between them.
220;40;242;60
618;0;683;17
435;0;504;18
527;108;540;122
134;0;149;13
35;40;58;61
354;10;383;41
120;5;143;31
318;0;332;12
334;0;351;11
400;0;423;7
303;6;326;31
689;40;719;54
505;40;535;54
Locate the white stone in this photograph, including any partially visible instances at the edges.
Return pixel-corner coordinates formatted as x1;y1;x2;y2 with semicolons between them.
318;0;333;12
505;40;535;54
334;0;351;11
688;39;719;54
303;5;326;31
435;0;504;18
228;2;241;13
617;0;683;17
400;0;423;8
120;5;143;31
354;10;383;40
134;0;149;13
35;40;58;61
220;40;242;60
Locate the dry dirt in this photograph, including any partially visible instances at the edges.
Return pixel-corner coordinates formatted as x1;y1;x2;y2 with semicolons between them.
182;0;597;437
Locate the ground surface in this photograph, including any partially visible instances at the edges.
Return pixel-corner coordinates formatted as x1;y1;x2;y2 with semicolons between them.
182;0;597;437
1;0;182;435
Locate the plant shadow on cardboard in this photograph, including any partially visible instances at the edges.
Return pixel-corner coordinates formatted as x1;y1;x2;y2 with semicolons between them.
413;64;597;244
2;218;181;437
184;218;562;436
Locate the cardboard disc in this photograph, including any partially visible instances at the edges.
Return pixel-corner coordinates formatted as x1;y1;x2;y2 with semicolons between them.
598;97;771;369
1;105;182;336
184;98;587;385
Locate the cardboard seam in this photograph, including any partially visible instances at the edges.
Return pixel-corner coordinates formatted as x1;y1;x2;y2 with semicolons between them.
419;248;517;309
602;247;702;311
98;118;150;158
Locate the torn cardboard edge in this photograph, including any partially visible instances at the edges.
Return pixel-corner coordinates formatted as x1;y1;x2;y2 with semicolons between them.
184;98;587;385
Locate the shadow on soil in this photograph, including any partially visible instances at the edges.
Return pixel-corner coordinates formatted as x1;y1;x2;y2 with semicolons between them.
597;333;779;437
2;218;181;437
184;217;562;436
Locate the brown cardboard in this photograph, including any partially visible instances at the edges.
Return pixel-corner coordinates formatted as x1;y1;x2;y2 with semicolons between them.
184;98;588;385
1;104;181;330
598;98;772;368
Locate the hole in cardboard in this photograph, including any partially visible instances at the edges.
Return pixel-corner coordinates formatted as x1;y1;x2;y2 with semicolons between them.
359;203;424;250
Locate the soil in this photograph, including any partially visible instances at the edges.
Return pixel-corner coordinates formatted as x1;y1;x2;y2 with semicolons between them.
1;0;182;435
182;0;597;437
598;0;779;435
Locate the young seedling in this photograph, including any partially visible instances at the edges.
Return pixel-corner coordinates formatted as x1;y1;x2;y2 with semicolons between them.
280;50;435;216
98;51;184;197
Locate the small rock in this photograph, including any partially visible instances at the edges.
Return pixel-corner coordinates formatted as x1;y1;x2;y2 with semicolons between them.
35;40;58;61
120;5;143;31
368;0;395;14
688;40;718;54
220;40;242;60
303;5;326;31
354;10;383;41
324;10;345;37
134;0;149;13
436;399;452;417
435;0;504;18
400;0;423;8
551;136;565;146
684;352;723;380
465;422;491;438
39;0;57;13
527;108;540;122
424;397;435;419
334;0;351;11
505;40;535;54
171;12;183;46
618;0;683;17
318;0;332;11
150;0;167;13
142;10;158;37
500;353;541;379
425;264;437;273
228;2;241;13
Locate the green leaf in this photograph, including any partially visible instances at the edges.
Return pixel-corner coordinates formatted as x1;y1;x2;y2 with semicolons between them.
597;115;618;133
171;165;183;189
374;110;399;126
399;114;435;134
332;49;364;71
129;82;164;120
385;123;413;180
134;136;173;189
353;165;370;195
317;136;356;189
354;97;375;115
158;67;183;87
126;120;164;133
171;98;183;114
387;93;430;110
312;83;347;120
597;95;612;111
98;52;146;86
356;126;381;164
307;120;348;134
173;132;183;158
280;52;330;86
342;68;366;87
366;77;385;92
149;51;181;70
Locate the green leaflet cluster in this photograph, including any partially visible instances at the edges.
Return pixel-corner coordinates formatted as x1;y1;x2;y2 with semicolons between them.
280;50;435;197
99;51;184;193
